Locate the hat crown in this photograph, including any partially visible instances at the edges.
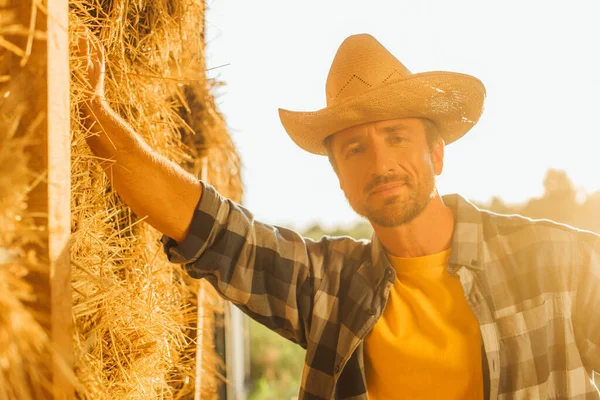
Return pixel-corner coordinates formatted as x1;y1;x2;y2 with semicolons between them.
325;34;411;105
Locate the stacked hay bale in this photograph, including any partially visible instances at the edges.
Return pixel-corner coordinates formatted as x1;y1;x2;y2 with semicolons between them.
0;0;71;398
69;0;241;398
1;0;241;397
0;105;56;398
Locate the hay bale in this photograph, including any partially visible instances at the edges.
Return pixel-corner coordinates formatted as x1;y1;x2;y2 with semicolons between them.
1;0;238;395
67;0;240;398
69;0;241;397
0;78;55;400
0;0;70;397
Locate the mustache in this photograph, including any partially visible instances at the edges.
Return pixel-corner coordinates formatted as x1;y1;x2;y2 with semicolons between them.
364;174;411;194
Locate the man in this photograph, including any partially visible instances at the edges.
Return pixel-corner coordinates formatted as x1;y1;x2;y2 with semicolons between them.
77;31;599;399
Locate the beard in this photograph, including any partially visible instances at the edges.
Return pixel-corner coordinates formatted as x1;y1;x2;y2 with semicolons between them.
347;170;436;228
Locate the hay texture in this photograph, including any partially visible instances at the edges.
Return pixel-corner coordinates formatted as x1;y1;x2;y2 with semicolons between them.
67;0;241;398
0;0;239;396
0;64;54;399
0;0;62;398
70;0;241;399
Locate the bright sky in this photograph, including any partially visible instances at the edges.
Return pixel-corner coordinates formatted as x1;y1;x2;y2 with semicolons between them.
204;0;600;231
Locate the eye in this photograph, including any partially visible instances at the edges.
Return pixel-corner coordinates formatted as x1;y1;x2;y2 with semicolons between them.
390;135;405;144
346;145;363;158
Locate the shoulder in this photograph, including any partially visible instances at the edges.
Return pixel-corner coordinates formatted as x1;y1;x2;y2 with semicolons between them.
482;209;598;244
478;209;600;269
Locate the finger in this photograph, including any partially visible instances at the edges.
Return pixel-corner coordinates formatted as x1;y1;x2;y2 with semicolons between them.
75;30;90;58
88;33;105;63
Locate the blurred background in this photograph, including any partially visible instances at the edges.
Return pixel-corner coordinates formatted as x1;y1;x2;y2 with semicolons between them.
204;0;600;398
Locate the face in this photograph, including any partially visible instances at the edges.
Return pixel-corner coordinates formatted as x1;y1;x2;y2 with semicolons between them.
330;118;444;227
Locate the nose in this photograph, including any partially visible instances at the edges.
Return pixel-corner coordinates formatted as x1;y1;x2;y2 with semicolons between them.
369;140;395;177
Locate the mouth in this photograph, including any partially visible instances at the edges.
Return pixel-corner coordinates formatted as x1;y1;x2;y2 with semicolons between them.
368;182;406;196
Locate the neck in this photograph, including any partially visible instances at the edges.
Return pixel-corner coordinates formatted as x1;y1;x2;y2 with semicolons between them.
371;194;454;258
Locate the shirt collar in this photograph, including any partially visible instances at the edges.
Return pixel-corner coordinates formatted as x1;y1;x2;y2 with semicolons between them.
443;193;485;271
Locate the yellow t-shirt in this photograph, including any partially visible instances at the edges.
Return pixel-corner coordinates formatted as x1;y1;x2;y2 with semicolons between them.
364;249;484;400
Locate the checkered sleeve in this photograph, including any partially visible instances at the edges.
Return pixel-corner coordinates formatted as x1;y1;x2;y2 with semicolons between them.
161;182;328;348
573;231;600;373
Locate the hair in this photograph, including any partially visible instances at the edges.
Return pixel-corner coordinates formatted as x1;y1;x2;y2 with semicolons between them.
323;118;440;173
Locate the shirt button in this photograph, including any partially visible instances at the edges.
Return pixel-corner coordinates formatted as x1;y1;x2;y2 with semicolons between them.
368;307;377;315
334;365;341;374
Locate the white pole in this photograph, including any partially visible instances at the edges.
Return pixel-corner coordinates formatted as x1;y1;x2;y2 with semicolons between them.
194;157;209;400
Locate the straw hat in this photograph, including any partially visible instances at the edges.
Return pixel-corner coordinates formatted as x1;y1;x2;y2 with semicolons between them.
278;34;486;155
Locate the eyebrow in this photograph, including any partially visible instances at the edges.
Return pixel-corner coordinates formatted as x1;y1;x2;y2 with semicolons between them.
381;124;410;134
336;124;412;152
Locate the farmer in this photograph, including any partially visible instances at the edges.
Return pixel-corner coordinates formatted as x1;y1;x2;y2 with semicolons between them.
76;31;600;399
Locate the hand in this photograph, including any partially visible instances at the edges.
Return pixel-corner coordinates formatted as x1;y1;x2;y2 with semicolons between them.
74;26;106;106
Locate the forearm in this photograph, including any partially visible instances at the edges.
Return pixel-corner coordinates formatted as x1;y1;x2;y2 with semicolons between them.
82;99;202;243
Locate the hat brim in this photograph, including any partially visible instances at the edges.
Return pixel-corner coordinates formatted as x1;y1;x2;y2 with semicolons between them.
278;71;486;155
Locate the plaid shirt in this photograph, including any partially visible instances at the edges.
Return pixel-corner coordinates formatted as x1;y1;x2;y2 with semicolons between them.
162;182;600;399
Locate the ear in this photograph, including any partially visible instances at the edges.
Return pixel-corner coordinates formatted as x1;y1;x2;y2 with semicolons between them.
431;138;445;176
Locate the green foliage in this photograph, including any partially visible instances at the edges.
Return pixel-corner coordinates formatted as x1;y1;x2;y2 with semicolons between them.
248;319;305;400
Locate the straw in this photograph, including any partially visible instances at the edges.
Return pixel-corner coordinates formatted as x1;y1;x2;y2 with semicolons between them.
1;0;241;397
0;2;57;397
68;0;241;397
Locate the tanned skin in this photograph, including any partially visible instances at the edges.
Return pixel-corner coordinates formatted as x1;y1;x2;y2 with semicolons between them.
329;119;455;257
76;28;201;243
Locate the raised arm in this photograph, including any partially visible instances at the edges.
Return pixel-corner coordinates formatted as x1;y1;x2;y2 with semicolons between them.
75;28;201;243
74;29;367;346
